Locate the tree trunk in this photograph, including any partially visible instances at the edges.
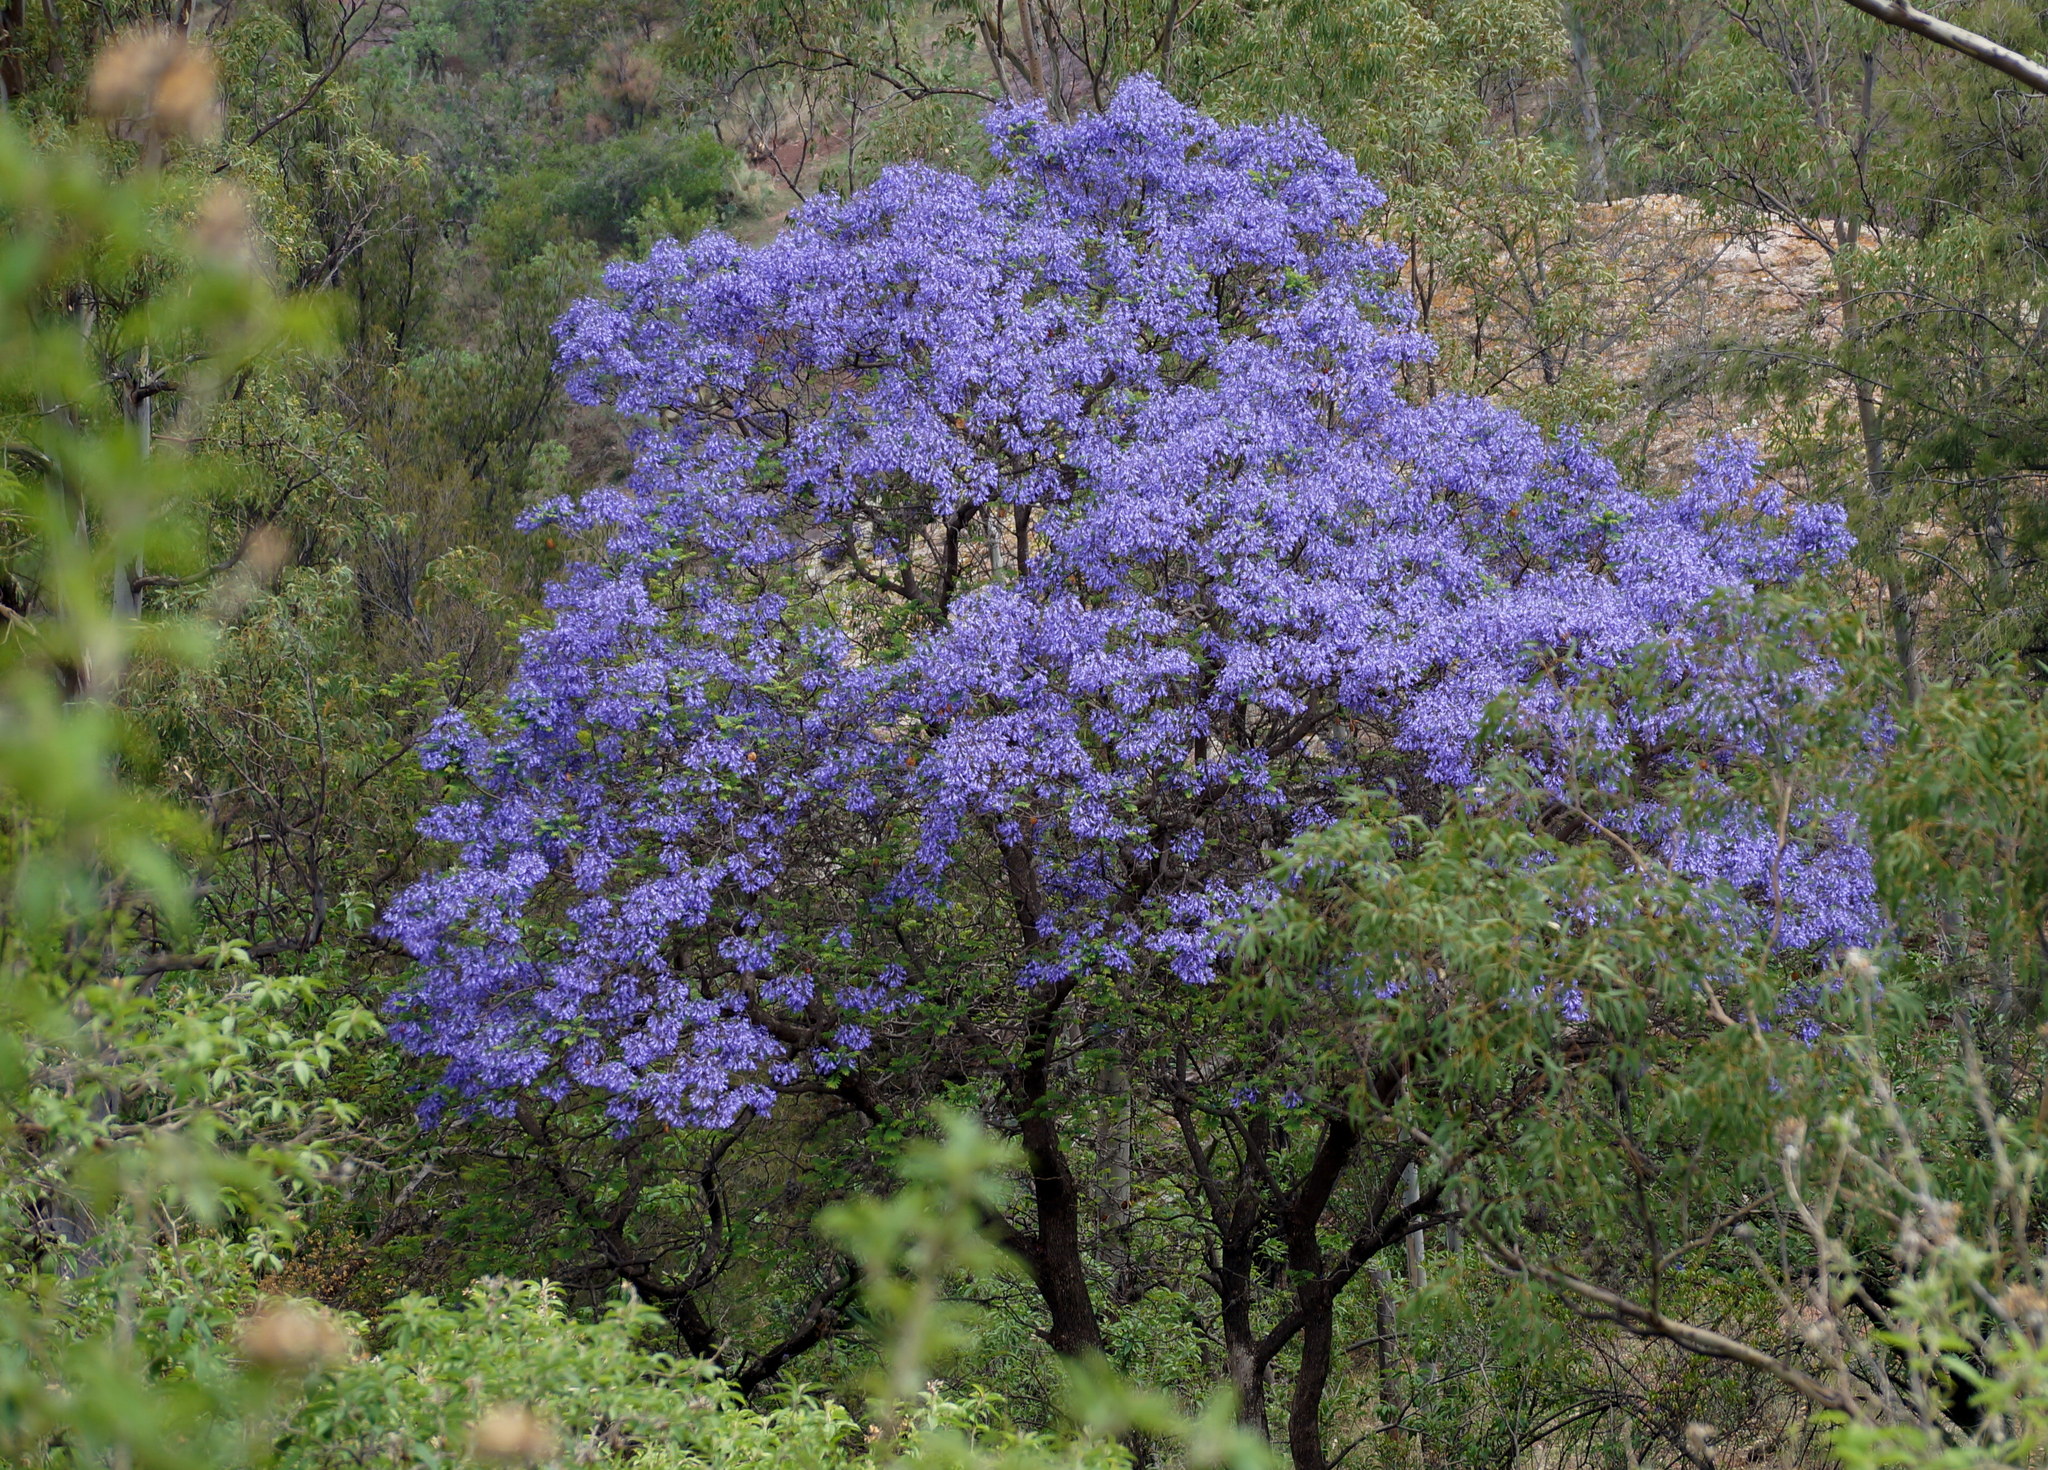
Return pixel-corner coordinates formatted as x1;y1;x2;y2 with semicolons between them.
1169;1083;1272;1434
1095;1056;1135;1301
1835;62;1922;705
1220;1226;1270;1435
1402;1161;1424;1290
115;350;151;620
1274;1118;1361;1469
1009;966;1103;1357
1844;304;1920;704
1369;1266;1400;1451
1014;1086;1104;1355
0;0;27;105
1566;6;1611;201
1288;1280;1337;1470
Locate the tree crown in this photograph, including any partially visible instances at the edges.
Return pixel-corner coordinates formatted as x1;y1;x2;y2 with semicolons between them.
385;77;1870;1129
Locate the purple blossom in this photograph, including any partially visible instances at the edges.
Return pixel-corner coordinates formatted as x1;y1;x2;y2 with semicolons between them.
1560;985;1590;1026
384;77;1874;1127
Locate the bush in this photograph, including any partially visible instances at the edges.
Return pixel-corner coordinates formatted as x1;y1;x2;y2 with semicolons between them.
476;127;736;269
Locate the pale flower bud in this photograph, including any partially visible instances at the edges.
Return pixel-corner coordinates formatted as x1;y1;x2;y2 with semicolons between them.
88;28;221;144
2001;1283;2048;1341
1773;1116;1806;1160
469;1403;558;1465
236;1300;353;1371
88;28;181;119
151;48;222;143
192;182;258;269
1919;1198;1960;1249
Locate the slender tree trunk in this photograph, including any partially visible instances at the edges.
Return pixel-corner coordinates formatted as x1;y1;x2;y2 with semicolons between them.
1843;300;1920;703
1566;6;1610;201
985;504;1008;577
1274;1118;1362;1469
1369;1265;1401;1453
1219;1222;1269;1436
1012;0;1048;108
1401;1161;1423;1290
1834;58;1922;704
115;349;150;620
0;0;27;105
1095;1056;1134;1301
39;0;60;76
996;826;1104;1359
1980;501;2012;609
1288;1280;1338;1470
1036;0;1068;120
1006;962;1103;1357
1170;1084;1271;1434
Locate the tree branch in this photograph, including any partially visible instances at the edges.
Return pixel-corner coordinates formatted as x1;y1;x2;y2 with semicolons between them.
216;0;390;165
117;937;304;977
1484;1237;1854;1413
1833;0;2048;94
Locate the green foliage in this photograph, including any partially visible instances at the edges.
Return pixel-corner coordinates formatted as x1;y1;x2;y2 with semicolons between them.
279;1279;700;1468
16;5;2048;1469
1755;951;2048;1464
1235;613;2048;1462
0;101;369;1470
820;1113;1031;1417
0;121;304;908
270;1116;1267;1470
1248;791;1806;1235
475;128;738;269
1570;0;2048;683
1868;665;2048;1011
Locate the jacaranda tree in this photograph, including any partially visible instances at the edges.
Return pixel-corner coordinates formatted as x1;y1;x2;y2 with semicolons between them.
385;76;1874;1418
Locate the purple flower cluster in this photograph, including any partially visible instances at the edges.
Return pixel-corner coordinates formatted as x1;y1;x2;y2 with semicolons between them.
384;78;1873;1126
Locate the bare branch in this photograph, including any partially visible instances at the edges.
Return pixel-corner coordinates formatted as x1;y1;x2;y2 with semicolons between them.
116;936;305;977
1484;1237;1855;1413
1833;0;2048;94
216;0;391;166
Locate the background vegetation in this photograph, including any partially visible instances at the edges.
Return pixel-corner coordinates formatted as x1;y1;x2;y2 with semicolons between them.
6;1;2048;1467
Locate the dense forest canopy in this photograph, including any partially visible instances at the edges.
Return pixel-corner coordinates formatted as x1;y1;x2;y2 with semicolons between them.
7;2;2048;1468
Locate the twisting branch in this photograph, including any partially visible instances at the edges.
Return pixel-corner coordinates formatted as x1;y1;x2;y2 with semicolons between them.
1832;0;2048;94
216;0;391;165
118;936;305;977
1480;1233;1855;1413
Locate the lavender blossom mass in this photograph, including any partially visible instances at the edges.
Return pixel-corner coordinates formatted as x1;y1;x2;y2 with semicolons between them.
383;78;1873;1127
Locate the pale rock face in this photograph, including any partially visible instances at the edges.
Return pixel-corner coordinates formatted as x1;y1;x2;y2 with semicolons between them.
1414;191;1849;475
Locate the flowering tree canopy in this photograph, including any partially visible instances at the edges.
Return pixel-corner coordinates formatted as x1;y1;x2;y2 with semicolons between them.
385;77;1873;1132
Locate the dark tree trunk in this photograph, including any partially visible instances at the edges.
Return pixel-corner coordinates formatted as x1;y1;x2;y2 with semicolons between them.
1276;1119;1360;1470
1007;959;1104;1358
1220;1219;1269;1435
1015;1091;1105;1355
0;0;27;105
1288;1280;1338;1470
1170;1079;1273;1434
